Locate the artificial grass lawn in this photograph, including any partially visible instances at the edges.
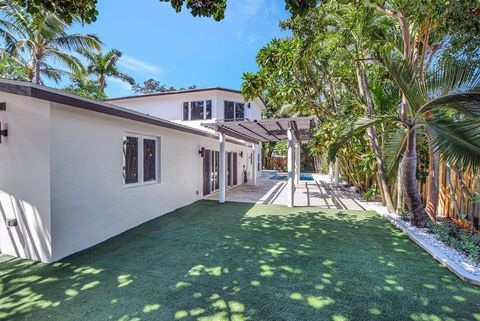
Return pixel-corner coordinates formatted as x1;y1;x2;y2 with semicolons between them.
1;201;479;321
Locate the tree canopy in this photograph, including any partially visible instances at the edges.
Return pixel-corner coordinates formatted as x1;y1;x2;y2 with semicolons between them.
8;0;98;24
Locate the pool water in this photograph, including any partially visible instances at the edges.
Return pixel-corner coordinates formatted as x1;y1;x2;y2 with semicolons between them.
271;173;314;181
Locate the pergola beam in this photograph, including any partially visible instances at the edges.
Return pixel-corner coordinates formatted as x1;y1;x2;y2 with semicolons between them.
215;124;259;144
254;120;281;141
238;123;270;142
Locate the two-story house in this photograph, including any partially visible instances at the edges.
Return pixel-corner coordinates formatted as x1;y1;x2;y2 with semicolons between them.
0;80;267;263
108;87;266;196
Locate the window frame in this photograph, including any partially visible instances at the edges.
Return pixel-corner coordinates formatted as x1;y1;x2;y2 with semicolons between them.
224;100;246;121
182;100;213;121
123;132;160;187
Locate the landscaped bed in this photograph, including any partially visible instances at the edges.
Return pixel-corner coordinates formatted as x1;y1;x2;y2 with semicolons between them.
1;201;479;321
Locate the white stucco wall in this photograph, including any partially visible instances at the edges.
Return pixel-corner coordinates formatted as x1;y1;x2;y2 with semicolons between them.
0;94;52;262
111;90;264;172
49;103;250;261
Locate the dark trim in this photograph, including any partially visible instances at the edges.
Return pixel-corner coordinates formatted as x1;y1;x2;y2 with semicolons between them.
0;79;250;147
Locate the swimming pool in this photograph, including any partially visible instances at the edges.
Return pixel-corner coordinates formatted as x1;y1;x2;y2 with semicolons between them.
270;173;314;181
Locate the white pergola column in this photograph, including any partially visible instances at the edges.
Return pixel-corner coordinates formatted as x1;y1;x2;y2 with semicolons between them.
252;143;257;185
295;142;301;186
334;156;340;188
329;162;334;182
219;132;226;203
287;125;295;207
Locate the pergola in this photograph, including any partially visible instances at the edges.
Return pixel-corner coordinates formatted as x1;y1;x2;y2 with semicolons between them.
202;117;313;207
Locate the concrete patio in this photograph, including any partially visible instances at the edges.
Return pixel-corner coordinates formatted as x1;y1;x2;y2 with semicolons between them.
204;173;369;210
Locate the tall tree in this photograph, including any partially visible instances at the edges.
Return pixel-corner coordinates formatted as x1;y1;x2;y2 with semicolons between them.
0;2;101;84
8;0;98;24
332;60;480;226
371;0;480;219
80;48;134;91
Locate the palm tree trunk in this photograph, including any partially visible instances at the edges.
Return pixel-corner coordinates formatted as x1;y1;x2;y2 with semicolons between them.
402;128;429;227
425;144;440;220
99;75;106;91
34;60;41;84
355;62;396;213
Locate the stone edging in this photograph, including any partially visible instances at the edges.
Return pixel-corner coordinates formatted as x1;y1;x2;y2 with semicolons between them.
377;211;480;286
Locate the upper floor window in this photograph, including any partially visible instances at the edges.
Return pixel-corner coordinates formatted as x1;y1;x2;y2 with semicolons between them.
123;133;159;186
183;100;212;121
224;101;245;121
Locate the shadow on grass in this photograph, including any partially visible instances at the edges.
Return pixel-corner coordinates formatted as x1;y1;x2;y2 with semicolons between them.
1;200;480;321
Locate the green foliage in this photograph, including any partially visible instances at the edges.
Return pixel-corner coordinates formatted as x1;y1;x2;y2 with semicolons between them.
362;184;379;201
429;220;480;263
0;51;28;80
80;48;134;90
0;3;101;84
132;78;197;94
272;141;287;157
158;0;226;21
9;0;98;24
62;78;106;101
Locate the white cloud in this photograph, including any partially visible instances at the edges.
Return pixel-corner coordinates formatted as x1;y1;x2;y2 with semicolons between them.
119;55;163;75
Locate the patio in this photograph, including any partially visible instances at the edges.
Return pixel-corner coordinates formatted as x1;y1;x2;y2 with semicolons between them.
1;201;479;321
205;173;368;210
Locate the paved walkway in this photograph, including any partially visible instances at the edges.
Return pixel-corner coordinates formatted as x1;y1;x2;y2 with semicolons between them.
204;173;370;210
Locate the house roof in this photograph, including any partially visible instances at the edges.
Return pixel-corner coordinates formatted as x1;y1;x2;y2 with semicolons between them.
0;79;248;146
107;87;267;109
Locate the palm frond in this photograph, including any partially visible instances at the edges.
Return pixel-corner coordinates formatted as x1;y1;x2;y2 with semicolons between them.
380;54;426;114
48;49;85;75
427;61;480;96
428;119;480;171
328;115;395;161
383;126;407;181
109;70;135;86
416;92;480;119
39;65;66;83
50;34;102;52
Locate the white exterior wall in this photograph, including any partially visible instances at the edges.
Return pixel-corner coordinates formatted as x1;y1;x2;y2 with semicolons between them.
49;103;250;261
111;90;264;174
0;91;262;263
0;94;52;262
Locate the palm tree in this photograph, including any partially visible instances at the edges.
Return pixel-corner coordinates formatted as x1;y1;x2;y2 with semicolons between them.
80;48;134;91
331;59;480;227
0;2;101;84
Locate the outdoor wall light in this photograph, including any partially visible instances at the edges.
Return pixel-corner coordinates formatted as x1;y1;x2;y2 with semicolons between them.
239;151;244;158
247;103;251;109
0;122;7;144
198;147;205;157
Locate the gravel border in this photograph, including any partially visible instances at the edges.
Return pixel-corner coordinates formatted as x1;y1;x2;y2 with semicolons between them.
358;197;480;286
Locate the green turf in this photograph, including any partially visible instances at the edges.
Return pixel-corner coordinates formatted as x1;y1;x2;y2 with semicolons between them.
1;201;479;321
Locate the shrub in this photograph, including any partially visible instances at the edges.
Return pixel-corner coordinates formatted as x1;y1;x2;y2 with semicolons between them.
429;220;480;263
398;209;411;222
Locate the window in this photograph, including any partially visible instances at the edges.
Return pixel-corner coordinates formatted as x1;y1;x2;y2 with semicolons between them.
182;100;212;120
123;134;159;185
190;101;204;120
143;139;157;181
183;102;189;121
224;101;245;121
123;136;138;184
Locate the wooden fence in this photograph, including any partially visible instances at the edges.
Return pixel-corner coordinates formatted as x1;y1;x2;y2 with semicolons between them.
263;157;287;172
421;162;479;229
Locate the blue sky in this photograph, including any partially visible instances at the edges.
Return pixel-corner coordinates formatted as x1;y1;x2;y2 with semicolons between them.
67;0;291;98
